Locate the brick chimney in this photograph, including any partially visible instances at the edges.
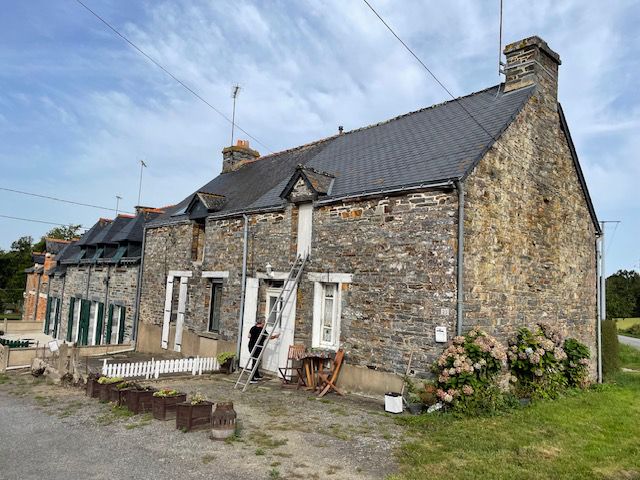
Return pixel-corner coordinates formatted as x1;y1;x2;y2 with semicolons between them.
503;36;561;103
222;139;260;173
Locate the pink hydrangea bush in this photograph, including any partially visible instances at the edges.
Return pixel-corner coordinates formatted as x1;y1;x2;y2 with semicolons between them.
507;323;568;398
432;328;508;412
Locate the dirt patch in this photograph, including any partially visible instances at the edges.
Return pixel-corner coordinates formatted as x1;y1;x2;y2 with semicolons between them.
0;371;402;479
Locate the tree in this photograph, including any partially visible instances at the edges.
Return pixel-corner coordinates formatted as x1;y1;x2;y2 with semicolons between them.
606;270;640;319
0;236;34;311
32;224;81;252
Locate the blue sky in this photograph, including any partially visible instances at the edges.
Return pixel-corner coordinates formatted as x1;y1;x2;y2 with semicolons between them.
0;0;638;275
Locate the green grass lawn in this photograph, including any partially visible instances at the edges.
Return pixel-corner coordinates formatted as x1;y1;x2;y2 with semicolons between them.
616;318;640;330
391;347;640;480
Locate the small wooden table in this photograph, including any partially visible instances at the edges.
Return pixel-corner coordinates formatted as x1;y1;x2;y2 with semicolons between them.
299;351;334;392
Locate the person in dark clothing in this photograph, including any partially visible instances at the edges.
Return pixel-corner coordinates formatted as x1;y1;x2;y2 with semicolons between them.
248;319;279;383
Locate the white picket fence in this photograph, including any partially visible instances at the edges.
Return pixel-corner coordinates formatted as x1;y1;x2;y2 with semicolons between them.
101;356;220;380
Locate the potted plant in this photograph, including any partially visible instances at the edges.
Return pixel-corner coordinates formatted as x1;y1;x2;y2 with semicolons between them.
96;376;124;402
216;352;236;374
109;381;138;406
125;385;158;414
176;392;213;432
402;375;424;415
152;388;187;420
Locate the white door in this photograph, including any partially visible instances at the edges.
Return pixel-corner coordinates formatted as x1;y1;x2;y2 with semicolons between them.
173;277;189;352
161;276;174;349
239;278;259;368
297;203;313;257
262;284;297;373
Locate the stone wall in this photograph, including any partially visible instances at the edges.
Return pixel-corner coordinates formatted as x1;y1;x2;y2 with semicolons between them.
463;94;598;364
55;263;139;344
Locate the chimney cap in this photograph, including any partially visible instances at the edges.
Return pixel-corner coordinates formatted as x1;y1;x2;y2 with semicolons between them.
504;35;561;65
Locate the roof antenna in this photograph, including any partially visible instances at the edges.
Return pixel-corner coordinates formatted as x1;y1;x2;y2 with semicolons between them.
115;195;122;216
495;0;505;98
231;84;241;146
137;158;147;206
338;125;344;135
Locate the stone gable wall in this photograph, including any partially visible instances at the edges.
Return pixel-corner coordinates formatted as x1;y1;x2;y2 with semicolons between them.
463;96;598;365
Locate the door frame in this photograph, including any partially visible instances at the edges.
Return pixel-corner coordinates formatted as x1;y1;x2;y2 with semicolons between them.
161;271;192;351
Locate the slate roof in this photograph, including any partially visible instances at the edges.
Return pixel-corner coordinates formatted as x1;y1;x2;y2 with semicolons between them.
91;215;134;245
151;84;535;226
111;210;162;243
45;238;72;254
74;218;113;246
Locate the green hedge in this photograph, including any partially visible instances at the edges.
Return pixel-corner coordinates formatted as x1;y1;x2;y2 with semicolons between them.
602;319;620;380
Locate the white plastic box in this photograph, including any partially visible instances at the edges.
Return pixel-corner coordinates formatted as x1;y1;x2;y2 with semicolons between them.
384;392;403;414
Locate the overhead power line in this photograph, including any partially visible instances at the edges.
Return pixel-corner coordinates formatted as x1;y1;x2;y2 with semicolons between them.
361;0;500;143
74;0;273;153
0;214;88;230
0;187;133;214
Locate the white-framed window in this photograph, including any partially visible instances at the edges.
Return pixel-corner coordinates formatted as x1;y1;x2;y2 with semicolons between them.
266;288;284;325
312;282;342;350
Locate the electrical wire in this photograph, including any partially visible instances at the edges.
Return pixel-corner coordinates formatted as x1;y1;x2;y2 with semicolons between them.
74;0;273;154
0;214;88;230
0;187;133;214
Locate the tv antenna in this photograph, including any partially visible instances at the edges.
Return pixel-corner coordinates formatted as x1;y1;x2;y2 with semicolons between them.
115;195;122;216
137;159;147;206
230;84;241;146
498;0;505;76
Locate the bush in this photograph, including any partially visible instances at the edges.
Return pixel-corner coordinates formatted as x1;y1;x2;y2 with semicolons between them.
621;323;640;338
563;338;591;387
432;328;507;414
507;324;568;399
602;319;620;380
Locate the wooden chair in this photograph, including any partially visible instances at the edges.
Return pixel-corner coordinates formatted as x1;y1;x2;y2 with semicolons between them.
317;349;345;397
278;344;307;389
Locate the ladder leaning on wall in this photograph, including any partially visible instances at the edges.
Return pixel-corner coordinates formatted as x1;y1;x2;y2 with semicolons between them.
234;254;307;392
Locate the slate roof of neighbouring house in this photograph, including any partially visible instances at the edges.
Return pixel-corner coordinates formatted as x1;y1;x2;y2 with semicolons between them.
45;238;72;254
91;215;134;245
151;84;535;226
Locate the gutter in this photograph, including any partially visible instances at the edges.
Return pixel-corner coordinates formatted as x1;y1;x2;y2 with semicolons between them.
455;180;465;336
132;225;147;346
235;214;249;363
314;180;455;206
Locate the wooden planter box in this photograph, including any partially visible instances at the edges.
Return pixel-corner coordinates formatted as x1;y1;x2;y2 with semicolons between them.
98;383;112;402
86;378;100;398
152;394;187;421
125;388;157;414
108;386;131;406
176;401;213;432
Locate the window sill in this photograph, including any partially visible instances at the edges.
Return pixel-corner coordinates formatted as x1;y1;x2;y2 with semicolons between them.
198;331;220;340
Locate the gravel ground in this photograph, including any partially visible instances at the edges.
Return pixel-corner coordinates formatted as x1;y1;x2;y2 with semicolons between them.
0;372;403;480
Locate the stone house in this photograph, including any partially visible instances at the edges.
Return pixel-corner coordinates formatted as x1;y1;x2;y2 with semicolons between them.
47;208;163;346
22;238;71;323
136;36;600;391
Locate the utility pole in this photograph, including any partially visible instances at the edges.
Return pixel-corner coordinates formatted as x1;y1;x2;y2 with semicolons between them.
597;220;620;383
230;85;241;146
115;195;122;216
137;159;147;206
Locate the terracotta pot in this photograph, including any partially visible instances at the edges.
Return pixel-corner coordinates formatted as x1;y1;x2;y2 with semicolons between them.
176;401;213;432
152;393;187;420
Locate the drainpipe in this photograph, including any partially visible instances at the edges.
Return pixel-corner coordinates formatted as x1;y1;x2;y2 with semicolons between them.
103;263;111;344
59;273;67;340
43;271;51;333
33;271;42;322
132;227;147;346
235;215;249;362
455;180;465;336
596;233;603;383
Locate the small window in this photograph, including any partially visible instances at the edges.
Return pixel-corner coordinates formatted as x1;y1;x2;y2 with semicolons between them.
191;222;205;261
313;282;341;350
208;281;223;332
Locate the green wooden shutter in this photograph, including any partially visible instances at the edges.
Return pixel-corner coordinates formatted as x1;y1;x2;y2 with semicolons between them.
43;297;52;334
105;304;114;344
53;298;60;339
94;303;104;345
66;297;75;341
117;306;126;344
80;300;91;346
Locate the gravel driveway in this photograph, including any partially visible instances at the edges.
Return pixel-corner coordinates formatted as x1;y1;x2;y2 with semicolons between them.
0;372;401;480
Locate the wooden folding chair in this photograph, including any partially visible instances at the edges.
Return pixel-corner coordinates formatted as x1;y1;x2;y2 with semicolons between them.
317;349;345;397
278;344;307;389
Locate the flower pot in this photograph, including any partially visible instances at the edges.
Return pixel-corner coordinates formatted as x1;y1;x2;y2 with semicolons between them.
407;403;423;415
220;359;235;374
210;402;237;440
152;393;187;421
176;401;213;432
125;388;157;414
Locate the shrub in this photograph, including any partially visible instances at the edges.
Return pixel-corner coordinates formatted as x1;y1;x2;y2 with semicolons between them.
563;338;591;387
432;328;507;414
621;323;640;338
507;323;567;399
602;319;620;380
153;388;181;398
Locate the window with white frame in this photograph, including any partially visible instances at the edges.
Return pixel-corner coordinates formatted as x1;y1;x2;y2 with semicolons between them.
313;282;341;350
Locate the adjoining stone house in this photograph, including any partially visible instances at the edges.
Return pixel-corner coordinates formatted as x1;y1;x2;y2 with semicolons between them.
22;238;72;323
46;208;163;346
136;36;600;391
